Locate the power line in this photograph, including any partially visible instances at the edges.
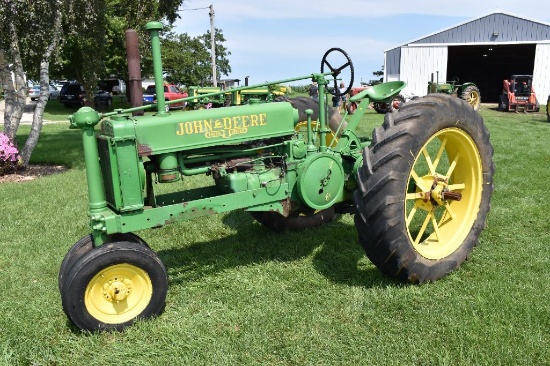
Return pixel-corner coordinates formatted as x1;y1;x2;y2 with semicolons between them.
178;6;210;11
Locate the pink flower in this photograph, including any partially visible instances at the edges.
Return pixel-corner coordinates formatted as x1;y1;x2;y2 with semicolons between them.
0;132;22;168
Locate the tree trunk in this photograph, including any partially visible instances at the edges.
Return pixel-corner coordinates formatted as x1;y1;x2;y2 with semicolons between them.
20;8;63;166
2;23;26;141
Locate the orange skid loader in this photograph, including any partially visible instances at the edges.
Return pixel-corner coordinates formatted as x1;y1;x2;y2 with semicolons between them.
498;75;540;113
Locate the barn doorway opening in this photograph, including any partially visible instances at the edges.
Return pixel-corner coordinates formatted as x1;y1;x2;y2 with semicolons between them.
447;44;536;103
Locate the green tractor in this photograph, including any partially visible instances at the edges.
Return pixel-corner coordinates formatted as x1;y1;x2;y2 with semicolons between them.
59;21;495;332
428;72;481;110
186;83;287;110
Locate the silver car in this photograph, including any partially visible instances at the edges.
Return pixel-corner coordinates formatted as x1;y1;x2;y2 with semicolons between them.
28;85;61;100
48;85;60;99
28;85;40;101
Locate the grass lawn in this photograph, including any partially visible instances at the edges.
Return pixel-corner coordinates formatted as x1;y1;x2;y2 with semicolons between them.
1;102;549;365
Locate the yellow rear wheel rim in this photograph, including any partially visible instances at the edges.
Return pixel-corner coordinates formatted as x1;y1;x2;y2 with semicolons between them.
85;263;152;324
405;128;483;259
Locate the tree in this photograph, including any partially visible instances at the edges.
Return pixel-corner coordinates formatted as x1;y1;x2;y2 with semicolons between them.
161;28;232;86
369;65;384;86
0;0;189;168
198;29;232;84
1;0;63;166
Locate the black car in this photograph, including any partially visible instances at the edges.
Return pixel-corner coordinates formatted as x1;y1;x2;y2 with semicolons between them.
59;82;112;108
94;89;112;107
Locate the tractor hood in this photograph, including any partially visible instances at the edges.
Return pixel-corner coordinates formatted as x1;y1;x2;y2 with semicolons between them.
99;102;299;156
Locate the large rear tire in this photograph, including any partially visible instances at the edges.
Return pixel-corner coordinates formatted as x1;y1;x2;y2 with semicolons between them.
354;94;494;283
275;96;344;133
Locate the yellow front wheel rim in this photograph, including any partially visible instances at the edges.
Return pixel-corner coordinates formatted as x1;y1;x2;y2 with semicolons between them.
405;127;483;259
85;263;153;324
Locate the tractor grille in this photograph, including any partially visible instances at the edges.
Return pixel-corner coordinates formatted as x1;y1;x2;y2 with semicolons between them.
97;136;118;208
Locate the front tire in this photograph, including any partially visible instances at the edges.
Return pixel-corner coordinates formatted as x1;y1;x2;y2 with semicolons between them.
354;94;494;283
58;233;149;293
61;241;167;331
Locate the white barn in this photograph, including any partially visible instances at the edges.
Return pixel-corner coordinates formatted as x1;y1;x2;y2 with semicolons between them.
384;12;550;103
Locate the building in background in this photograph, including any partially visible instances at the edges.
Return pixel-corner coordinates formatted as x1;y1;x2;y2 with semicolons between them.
384;12;550;102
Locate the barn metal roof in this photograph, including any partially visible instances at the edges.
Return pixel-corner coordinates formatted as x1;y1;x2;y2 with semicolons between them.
385;12;550;52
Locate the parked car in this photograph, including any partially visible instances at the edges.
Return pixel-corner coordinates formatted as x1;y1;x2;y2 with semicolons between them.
94;89;112;107
98;78;126;95
59;83;85;107
54;80;70;91
59;82;112;108
49;85;60;99
28;85;61;101
28;85;40;101
143;84;187;111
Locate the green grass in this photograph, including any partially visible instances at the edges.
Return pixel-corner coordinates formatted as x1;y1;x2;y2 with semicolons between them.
1;104;549;365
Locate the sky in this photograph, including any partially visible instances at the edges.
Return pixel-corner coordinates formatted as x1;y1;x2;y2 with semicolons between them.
173;0;550;87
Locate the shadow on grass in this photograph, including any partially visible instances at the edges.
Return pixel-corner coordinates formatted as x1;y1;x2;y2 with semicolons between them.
157;210;396;290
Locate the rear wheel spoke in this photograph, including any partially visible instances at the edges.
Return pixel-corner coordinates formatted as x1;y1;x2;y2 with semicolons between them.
431;215;441;242
422;147;435;175
414;213;432;245
432;137;447;172
446;153;460;178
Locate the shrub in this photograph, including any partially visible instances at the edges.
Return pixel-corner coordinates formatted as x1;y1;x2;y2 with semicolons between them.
0;132;23;175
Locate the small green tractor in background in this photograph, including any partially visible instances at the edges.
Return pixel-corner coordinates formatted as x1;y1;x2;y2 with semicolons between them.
428;71;481;110
59;21;495;332
186;84;287;110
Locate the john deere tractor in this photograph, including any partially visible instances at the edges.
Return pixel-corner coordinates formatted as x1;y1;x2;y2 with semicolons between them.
59;21;495;332
428;72;481;110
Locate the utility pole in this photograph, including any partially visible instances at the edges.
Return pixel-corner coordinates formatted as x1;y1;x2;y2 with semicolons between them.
209;4;217;87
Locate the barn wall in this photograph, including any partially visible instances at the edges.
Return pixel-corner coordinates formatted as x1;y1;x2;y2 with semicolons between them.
399;46;448;97
533;43;550;102
385;48;401;81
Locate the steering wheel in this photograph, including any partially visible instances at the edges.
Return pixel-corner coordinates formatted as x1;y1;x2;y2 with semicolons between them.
320;48;354;97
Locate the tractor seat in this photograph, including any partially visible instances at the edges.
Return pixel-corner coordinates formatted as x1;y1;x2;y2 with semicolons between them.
349;81;406;103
